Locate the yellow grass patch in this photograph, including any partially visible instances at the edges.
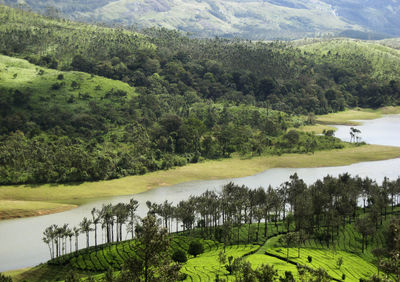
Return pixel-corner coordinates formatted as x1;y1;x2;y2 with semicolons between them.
0;200;76;220
316;107;400;125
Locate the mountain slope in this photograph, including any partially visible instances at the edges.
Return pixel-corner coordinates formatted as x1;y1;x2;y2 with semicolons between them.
2;0;399;39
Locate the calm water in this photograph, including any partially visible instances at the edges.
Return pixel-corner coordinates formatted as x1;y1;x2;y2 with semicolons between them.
0;115;399;271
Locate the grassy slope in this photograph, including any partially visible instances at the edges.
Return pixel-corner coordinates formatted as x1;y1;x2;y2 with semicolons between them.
0;54;136;107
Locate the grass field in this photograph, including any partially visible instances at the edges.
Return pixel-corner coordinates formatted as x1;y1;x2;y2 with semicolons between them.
0;55;136;103
267;248;377;281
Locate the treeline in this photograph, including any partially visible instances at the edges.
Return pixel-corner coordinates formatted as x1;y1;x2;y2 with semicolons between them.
43;174;400;279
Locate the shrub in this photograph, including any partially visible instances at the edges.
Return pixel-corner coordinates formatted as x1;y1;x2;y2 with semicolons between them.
172;250;187;263
188;241;204;257
51;82;65;90
57;74;64;80
307;256;312;263
342;273;346;280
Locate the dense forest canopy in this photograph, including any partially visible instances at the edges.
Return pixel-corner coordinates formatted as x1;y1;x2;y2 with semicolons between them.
0;5;399;184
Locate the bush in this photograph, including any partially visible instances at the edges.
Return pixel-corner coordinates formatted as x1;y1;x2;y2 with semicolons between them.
342;273;346;280
188;241;204;257
57;74;64;80
307;256;312;263
51;82;65;90
172;250;187;263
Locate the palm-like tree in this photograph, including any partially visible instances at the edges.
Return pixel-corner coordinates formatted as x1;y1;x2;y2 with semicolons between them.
80;217;93;249
127;198;139;239
91;207;101;247
65;227;74;254
43;225;56;259
73;226;80;252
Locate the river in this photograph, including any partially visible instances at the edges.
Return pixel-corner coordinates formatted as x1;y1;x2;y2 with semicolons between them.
0;115;399;272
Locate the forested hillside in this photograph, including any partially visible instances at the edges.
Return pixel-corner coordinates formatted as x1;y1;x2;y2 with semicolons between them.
0;5;399;185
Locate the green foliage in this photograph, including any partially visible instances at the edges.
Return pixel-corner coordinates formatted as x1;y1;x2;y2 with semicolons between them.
188;241;204;257
172;250;187;263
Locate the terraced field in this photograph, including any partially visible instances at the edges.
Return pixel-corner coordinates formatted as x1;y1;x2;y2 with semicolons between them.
267;248;377;281
182;244;259;281
15;214;397;281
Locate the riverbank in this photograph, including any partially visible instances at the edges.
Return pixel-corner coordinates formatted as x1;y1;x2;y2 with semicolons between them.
0;200;77;220
300;106;400;134
1;144;400;220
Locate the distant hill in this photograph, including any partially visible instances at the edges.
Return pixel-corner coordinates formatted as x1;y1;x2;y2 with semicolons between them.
1;0;399;40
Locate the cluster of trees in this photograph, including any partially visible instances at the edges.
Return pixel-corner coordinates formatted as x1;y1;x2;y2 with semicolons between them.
145;175;400;250
42;199;139;259
0;99;344;184
43;174;400;279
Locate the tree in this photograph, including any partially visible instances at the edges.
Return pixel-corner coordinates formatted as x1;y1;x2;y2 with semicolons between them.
133;215;178;282
255;264;278;282
91;208;100;247
188;241;204;257
279;271;295;282
127;198;139;239
279;233;298;262
172;250;187;263
73;226;80;252
355;216;375;253
79;217;93;249
372;248;387;277
381;251;400;281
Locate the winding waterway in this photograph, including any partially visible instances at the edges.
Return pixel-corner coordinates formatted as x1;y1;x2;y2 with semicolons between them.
1;115;400;272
